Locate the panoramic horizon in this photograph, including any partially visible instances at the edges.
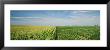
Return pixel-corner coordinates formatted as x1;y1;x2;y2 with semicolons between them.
11;10;100;26
10;10;100;40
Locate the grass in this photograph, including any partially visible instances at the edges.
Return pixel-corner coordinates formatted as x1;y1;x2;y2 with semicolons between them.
11;25;100;40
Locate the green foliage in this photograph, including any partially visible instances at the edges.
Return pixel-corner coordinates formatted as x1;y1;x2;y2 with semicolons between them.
57;26;100;40
11;25;56;40
11;25;100;40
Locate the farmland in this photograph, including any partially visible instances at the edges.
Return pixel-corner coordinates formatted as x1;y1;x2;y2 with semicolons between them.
57;26;100;40
11;25;56;40
11;25;100;40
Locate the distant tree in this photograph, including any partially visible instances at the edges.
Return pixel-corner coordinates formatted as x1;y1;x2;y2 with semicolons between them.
94;24;99;27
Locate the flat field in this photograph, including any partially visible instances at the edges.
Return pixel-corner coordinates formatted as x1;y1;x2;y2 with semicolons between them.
11;25;100;40
56;26;100;40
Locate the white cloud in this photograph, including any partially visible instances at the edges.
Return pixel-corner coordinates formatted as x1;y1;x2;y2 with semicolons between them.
11;16;100;26
78;10;89;13
72;10;89;14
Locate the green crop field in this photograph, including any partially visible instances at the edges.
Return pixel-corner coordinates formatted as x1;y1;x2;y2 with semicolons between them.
11;25;56;40
56;26;100;40
11;25;100;40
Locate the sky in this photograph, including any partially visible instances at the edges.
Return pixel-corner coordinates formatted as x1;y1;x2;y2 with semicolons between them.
11;10;100;26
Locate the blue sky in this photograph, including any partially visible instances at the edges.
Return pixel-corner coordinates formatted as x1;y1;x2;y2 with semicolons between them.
11;10;100;26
